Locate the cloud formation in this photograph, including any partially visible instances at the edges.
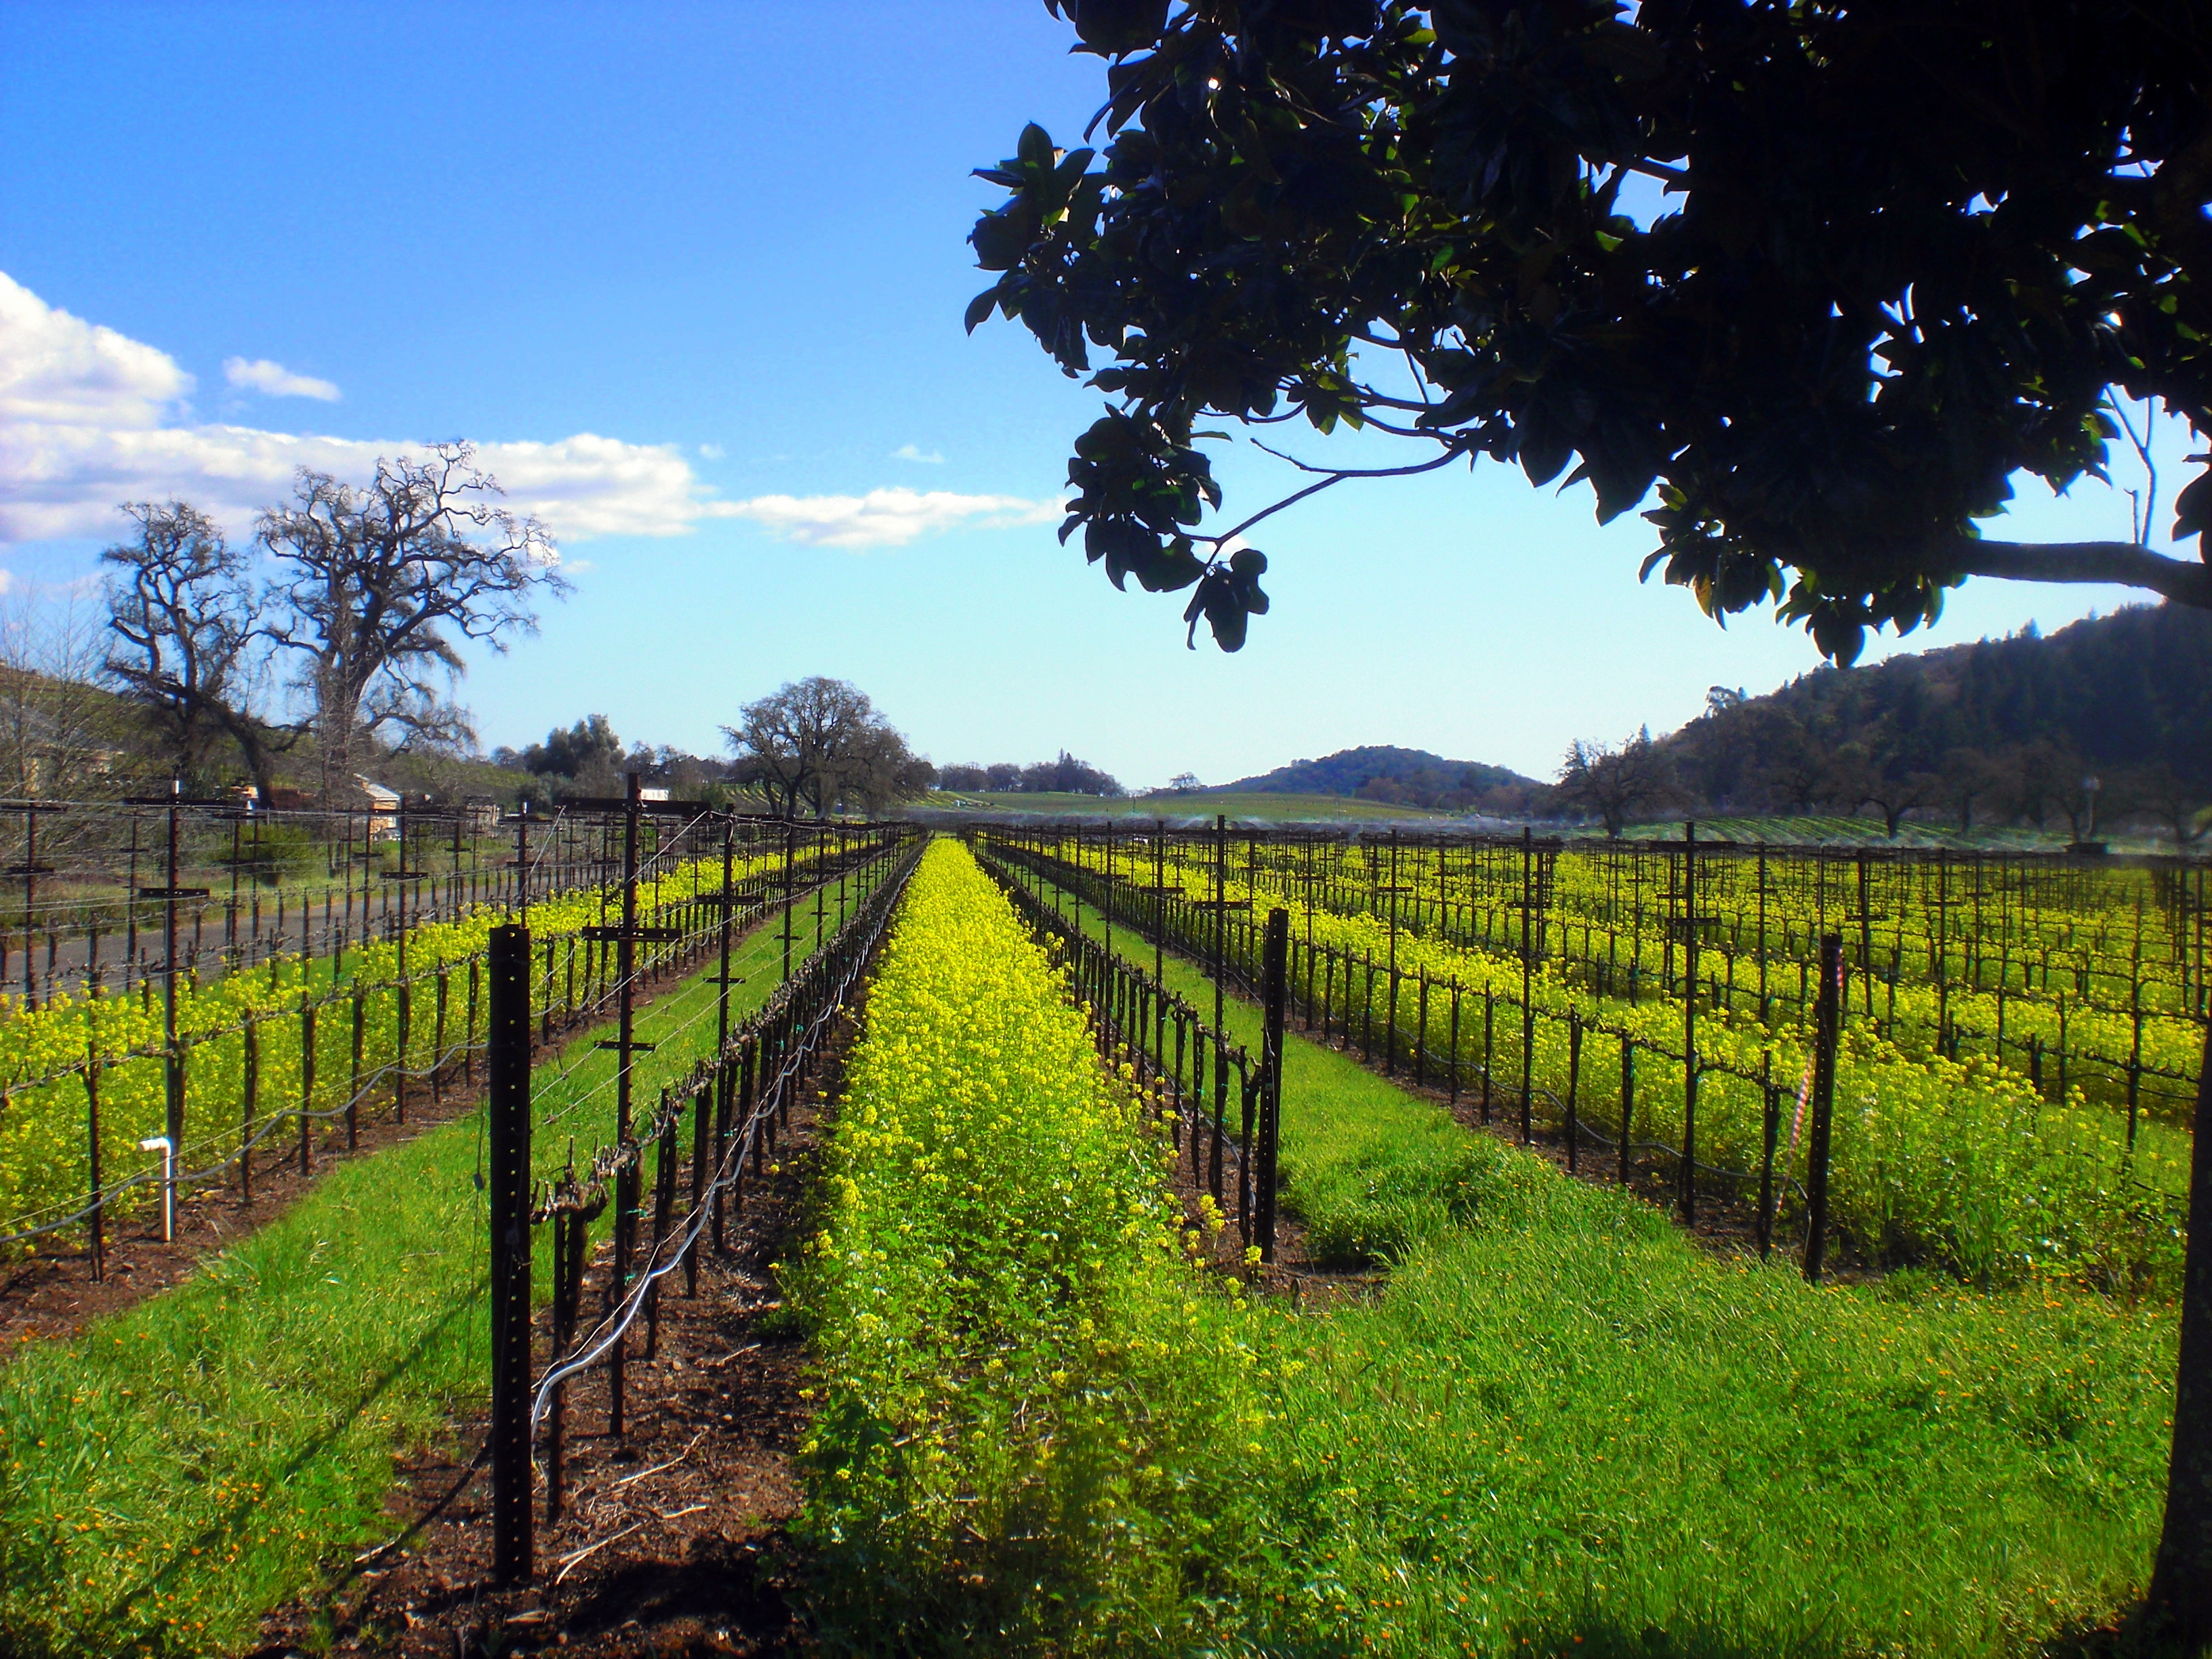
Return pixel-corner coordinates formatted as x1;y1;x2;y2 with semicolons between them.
0;271;756;546
892;443;945;464
720;487;1059;549
223;356;340;401
0;271;1060;556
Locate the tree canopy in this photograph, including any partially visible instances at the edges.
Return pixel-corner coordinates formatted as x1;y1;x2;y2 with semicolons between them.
970;0;2212;661
518;714;626;780
100;501;276;796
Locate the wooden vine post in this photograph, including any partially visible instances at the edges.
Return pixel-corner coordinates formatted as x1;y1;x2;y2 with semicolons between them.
487;921;533;1585
1681;821;1700;1228
1257;907;1288;1265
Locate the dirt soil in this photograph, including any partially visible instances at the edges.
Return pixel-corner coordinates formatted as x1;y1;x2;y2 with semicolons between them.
248;1014;857;1659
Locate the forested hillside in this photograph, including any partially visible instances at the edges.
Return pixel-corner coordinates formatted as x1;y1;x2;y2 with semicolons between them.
1661;602;2212;836
1215;745;1542;814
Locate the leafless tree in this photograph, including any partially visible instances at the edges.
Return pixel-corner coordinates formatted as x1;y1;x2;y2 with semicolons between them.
258;443;567;805
724;678;929;818
1825;743;1939;838
1555;728;1673;837
2121;764;2207;850
100;500;285;796
1748;712;1830;815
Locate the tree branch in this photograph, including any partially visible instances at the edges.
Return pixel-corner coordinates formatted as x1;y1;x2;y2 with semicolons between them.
1943;537;2212;607
1195;443;1472;547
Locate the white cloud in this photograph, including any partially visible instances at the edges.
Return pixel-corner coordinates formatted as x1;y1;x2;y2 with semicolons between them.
718;487;1060;549
0;269;190;428
0;272;1059;558
0;270;746;546
223;356;340;401
892;443;945;464
697;443;724;460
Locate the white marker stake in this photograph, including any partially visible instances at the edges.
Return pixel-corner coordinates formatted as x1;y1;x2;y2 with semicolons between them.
138;1136;174;1242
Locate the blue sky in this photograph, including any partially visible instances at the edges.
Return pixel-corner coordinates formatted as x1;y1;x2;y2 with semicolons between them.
0;1;2187;789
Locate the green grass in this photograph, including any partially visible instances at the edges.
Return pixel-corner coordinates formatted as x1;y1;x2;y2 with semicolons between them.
0;885;866;1659
989;851;2176;1655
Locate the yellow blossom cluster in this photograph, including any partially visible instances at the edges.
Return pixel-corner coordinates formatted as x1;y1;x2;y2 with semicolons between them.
793;840;1267;1647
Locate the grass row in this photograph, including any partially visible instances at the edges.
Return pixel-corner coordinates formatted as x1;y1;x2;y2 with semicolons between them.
916;847;2180;1655
0;886;860;1659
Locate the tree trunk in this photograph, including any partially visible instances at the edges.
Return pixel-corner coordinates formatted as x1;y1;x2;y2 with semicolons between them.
316;665;362;810
213;706;281;806
2150;1019;2212;1646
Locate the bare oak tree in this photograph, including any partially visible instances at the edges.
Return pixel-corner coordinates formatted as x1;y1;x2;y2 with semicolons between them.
724;677;929;819
258;443;566;805
100;500;281;796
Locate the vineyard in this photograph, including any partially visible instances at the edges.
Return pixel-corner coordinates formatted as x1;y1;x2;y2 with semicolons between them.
0;815;2196;1655
0;794;863;1268
974;821;2205;1297
793;838;2179;1654
0;783;921;1654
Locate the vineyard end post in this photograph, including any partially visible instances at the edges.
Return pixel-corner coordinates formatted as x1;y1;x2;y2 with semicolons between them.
488;922;534;1584
1258;907;1288;1265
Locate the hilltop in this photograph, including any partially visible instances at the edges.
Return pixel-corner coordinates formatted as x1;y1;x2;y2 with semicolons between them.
1206;745;1544;815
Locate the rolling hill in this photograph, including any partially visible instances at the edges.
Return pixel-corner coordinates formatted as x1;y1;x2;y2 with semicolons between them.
1206;745;1544;815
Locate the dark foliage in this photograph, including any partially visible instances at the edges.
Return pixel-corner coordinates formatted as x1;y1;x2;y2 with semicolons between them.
516;714;625;779
973;1;2212;657
1664;602;2212;835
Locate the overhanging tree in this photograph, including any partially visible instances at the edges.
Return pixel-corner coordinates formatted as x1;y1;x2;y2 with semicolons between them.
975;0;2212;1639
972;0;2211;659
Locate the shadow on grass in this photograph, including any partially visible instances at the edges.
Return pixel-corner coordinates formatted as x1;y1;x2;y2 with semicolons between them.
96;1278;489;1656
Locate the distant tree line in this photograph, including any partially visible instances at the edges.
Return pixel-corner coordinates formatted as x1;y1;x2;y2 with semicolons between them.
497;678;936;819
937;752;1123;797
